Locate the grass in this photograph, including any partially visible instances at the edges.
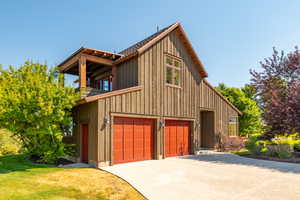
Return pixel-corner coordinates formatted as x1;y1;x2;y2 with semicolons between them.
0;154;146;200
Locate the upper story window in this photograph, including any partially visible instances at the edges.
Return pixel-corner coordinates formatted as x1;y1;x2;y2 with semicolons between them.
165;55;182;86
228;116;238;136
94;75;112;92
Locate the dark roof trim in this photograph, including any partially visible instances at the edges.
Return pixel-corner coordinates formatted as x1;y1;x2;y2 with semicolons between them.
57;47;122;69
114;22;208;78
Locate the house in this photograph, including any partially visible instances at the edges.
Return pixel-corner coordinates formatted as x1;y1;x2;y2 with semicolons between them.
58;22;241;167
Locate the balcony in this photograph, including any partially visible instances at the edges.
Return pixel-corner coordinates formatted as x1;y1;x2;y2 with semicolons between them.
58;47;122;98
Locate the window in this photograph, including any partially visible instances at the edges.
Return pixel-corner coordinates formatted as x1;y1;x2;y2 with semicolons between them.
165;55;181;86
228;116;238;136
94;75;112;92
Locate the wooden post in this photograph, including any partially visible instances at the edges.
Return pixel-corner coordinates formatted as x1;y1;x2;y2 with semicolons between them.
79;56;87;88
112;64;117;90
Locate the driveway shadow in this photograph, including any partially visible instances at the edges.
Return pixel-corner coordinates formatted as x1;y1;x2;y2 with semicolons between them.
179;153;300;174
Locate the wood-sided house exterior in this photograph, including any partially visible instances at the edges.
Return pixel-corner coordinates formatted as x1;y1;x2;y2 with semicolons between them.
59;23;241;167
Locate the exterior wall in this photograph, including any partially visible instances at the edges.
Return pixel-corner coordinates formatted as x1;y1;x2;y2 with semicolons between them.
72;101;98;167
96;89;161;166
73;28;239;166
138;29;239;152
116;57;138;90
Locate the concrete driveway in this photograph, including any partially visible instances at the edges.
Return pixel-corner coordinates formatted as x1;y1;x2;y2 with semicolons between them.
101;152;300;200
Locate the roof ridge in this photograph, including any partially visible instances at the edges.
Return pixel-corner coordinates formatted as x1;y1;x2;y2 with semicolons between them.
118;23;176;56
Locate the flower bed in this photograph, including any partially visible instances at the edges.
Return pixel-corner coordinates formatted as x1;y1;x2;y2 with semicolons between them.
237;134;300;164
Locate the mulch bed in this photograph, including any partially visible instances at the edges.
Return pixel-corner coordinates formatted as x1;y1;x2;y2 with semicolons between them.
28;155;74;166
241;153;300;164
56;158;74;165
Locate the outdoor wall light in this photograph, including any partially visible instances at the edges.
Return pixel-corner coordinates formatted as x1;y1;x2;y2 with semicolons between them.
104;119;110;125
159;120;165;128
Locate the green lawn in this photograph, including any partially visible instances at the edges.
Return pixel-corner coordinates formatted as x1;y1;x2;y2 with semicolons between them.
0;154;146;200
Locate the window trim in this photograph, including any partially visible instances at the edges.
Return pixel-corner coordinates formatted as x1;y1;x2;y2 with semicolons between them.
164;54;182;87
228;116;238;137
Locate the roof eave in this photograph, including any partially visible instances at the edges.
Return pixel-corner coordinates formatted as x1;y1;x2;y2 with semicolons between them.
115;22;209;78
58;47;123;71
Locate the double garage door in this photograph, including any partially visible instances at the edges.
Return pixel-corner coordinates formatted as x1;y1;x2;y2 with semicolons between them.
113;117;190;164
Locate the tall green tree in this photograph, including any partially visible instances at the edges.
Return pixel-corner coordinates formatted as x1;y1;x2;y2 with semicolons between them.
216;83;263;137
0;62;79;162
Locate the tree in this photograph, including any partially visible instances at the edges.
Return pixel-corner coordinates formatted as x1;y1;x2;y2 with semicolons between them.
216;83;264;137
0;62;79;162
250;47;300;139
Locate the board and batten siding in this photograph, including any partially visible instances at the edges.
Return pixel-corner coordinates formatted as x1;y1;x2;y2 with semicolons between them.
138;29;239;150
73;101;98;167
116;57;138;90
74;28;240;166
95;89;164;165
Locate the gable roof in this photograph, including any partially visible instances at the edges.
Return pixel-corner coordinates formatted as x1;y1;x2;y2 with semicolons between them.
58;22;208;78
119;24;174;56
116;22;208;78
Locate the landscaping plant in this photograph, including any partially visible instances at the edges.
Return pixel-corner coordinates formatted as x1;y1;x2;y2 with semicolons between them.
245;136;264;155
0;129;21;156
250;47;300;139
0;62;79;163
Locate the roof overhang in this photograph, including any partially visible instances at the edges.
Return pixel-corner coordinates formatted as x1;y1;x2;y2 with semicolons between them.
114;22;208;78
58;47;122;73
58;23;208;78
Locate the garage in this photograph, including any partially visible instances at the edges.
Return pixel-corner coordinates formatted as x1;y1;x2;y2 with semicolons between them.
165;120;190;157
113;117;154;164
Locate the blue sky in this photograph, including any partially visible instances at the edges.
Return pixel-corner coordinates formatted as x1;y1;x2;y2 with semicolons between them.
1;0;300;87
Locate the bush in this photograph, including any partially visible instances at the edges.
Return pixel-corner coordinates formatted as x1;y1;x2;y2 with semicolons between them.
245;137;264;155
244;135;299;159
0;62;79;163
0;129;21;155
276;144;293;158
294;141;300;152
265;139;295;158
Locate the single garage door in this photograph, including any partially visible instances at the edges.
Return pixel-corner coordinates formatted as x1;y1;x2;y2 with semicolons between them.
165;120;190;157
113;117;154;164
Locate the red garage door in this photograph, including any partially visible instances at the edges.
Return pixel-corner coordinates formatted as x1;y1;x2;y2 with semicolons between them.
113;117;154;164
165;120;190;157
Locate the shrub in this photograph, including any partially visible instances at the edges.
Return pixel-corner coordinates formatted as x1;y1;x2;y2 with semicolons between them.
245;135;299;159
294;141;300;152
0;129;21;156
245;137;264;155
266;139;294;158
275;143;293;158
0;62;79;163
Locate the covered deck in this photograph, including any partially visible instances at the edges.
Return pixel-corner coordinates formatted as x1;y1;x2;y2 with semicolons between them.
58;47;123;97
